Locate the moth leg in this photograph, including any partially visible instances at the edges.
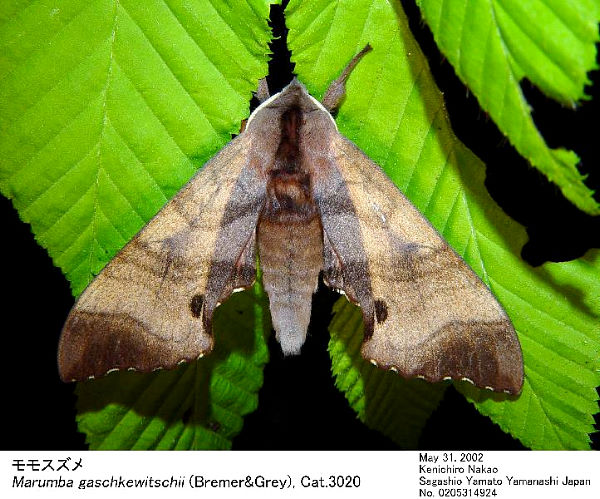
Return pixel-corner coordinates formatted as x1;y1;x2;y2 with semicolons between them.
322;44;372;112
256;77;270;103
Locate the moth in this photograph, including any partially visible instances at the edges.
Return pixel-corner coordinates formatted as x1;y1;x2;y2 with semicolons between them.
58;46;523;394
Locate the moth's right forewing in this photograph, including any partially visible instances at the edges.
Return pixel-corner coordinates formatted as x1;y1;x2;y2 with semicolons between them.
58;133;268;382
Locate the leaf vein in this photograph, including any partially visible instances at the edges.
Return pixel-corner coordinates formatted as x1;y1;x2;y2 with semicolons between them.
405;105;441;196
488;274;596;343
118;1;222;139
0;0;99;85
161;0;244;89
21;141;98;213
494;0;580;86
108;120;169;202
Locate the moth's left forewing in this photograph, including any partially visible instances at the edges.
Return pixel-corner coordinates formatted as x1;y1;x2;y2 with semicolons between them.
316;134;523;395
58;133;268;381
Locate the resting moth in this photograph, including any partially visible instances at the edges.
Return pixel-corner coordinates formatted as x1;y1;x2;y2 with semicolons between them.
58;45;523;394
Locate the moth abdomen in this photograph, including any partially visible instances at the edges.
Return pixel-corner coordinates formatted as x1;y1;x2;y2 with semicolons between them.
258;214;323;356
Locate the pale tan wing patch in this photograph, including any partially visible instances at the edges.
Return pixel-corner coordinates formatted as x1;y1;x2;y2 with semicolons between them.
58;134;266;381
319;136;523;394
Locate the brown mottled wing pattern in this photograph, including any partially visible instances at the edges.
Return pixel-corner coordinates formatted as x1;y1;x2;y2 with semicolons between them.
316;135;523;394
58;134;267;381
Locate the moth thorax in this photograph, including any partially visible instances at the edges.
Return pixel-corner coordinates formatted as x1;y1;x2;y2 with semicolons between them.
264;171;317;223
257;215;324;356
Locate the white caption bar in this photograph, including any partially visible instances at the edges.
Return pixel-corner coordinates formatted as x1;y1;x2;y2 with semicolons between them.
2;450;598;498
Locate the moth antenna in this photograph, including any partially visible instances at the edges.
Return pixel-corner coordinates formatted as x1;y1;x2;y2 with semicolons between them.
322;44;373;113
256;77;270;103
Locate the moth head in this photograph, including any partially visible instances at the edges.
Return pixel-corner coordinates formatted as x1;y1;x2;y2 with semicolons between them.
246;79;337;133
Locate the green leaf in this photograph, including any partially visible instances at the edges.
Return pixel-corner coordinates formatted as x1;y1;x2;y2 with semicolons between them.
77;284;270;449
415;0;600;215
329;298;447;448
287;0;600;449
0;0;276;449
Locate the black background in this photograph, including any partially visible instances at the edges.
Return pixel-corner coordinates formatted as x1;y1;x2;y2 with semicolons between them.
3;1;598;450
